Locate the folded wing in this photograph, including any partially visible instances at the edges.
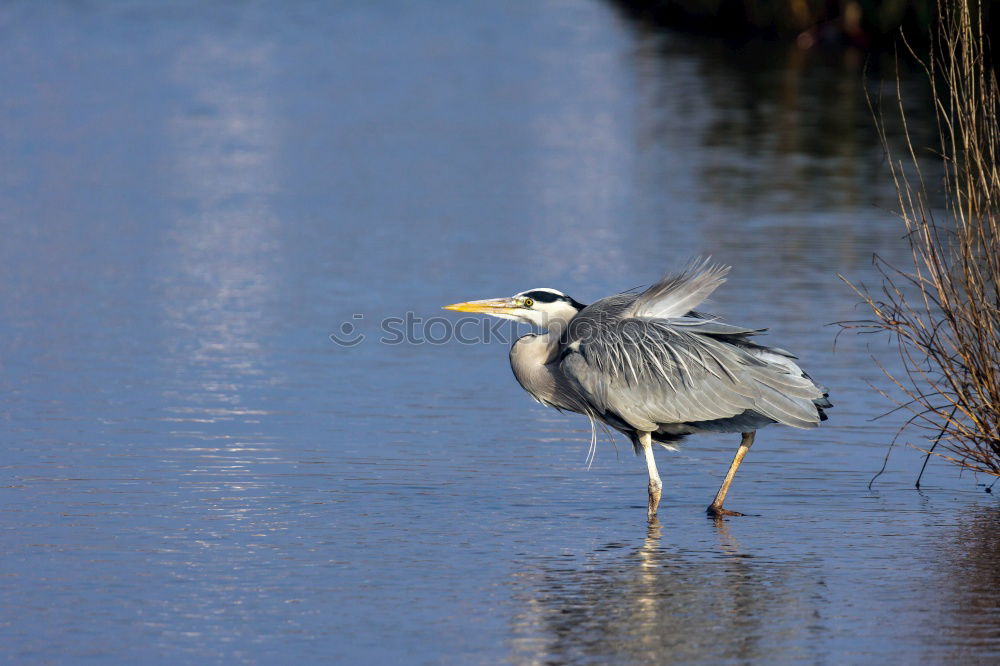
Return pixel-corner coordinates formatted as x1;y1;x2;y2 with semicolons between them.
560;264;825;433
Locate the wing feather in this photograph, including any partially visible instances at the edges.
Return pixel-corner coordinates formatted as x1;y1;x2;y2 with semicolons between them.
560;264;825;433
630;258;731;319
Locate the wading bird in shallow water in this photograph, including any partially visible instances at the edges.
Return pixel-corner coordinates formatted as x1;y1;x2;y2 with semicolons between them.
444;260;831;520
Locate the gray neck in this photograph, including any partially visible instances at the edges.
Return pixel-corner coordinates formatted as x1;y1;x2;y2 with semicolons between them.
509;333;571;410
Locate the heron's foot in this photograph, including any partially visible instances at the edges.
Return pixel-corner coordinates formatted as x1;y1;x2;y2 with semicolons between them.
706;505;745;518
647;480;662;521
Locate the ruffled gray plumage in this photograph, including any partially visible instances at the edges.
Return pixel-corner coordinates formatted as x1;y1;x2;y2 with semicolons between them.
557;261;830;443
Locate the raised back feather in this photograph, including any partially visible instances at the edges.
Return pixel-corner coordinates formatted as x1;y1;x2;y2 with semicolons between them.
631;259;730;320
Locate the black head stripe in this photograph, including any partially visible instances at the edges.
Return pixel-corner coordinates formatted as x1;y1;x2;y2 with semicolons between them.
521;289;586;311
522;290;564;303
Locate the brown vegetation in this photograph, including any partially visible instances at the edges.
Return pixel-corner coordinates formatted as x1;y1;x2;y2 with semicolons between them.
615;1;943;48
842;0;1000;481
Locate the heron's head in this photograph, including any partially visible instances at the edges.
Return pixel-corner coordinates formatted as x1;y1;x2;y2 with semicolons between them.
443;288;585;330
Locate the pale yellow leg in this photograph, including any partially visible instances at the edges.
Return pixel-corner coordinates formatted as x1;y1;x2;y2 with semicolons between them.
707;431;755;518
639;431;662;521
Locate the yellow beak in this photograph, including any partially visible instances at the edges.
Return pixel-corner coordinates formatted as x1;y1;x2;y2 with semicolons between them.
442;297;520;314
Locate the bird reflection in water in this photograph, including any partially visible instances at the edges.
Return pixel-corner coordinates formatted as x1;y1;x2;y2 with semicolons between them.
507;520;826;664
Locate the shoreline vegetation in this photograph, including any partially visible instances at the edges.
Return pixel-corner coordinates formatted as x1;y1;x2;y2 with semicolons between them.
841;0;1000;482
613;0;994;52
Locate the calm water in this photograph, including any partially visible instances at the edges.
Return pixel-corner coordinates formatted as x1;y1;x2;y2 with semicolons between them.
1;1;997;663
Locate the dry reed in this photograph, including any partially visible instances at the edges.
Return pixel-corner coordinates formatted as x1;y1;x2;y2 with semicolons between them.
842;0;1000;481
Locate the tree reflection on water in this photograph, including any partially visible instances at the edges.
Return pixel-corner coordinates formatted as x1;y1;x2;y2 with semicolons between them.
935;507;1000;658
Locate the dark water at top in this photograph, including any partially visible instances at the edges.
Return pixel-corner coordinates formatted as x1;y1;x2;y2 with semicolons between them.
1;1;997;663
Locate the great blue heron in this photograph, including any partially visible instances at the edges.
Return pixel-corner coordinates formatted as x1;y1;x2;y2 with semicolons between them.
444;261;831;520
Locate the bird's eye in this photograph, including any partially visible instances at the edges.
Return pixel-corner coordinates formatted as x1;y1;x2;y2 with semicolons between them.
523;297;534;308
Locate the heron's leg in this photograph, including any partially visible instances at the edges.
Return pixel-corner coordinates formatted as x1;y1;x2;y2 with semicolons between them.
639;431;662;521
707;431;755;518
